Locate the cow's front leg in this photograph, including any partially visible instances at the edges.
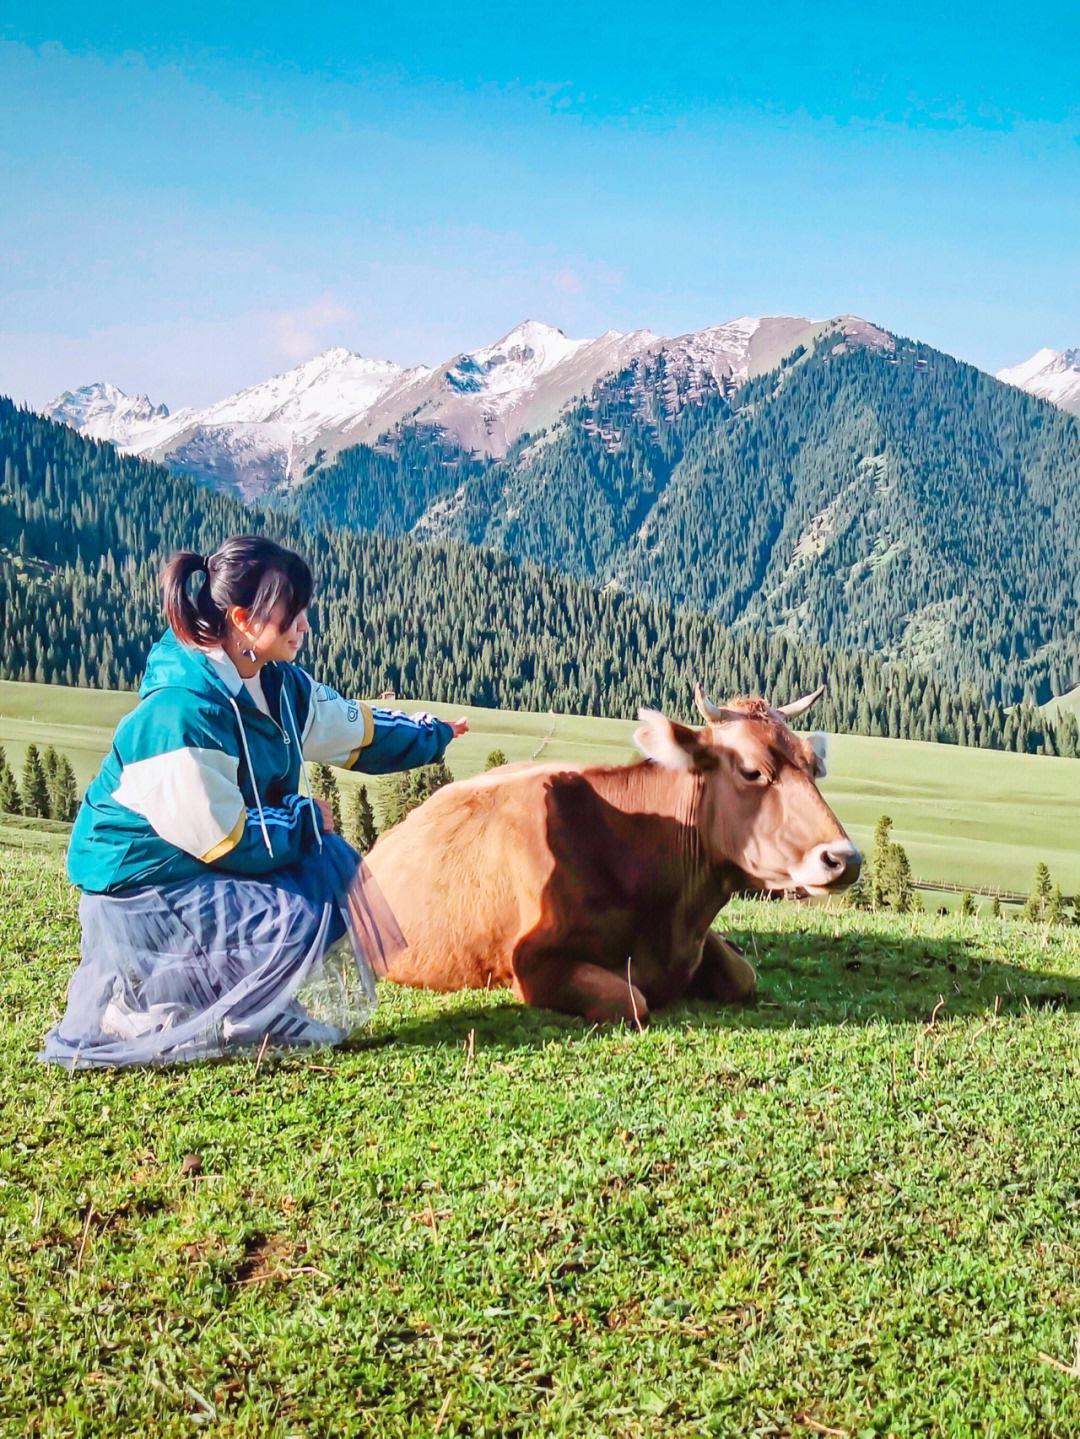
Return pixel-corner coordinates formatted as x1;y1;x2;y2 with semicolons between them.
685;932;757;1005
512;936;649;1027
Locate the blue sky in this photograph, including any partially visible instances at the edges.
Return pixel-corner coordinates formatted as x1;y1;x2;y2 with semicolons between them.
2;1;1079;409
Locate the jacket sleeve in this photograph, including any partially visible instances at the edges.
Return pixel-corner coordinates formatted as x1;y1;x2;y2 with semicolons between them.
204;791;321;876
112;701;320;875
356;707;456;775
300;672;455;774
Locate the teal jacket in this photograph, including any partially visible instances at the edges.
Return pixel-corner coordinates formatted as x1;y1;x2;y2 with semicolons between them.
68;631;455;894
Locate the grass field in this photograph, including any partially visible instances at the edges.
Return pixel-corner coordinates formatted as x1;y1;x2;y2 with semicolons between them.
5;847;1080;1435
1046;685;1080;722
2;679;1079;901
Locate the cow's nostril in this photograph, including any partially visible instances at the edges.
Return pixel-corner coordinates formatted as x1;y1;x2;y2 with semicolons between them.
813;841;861;887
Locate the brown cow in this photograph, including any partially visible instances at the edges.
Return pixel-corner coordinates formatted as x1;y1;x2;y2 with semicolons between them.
362;686;860;1026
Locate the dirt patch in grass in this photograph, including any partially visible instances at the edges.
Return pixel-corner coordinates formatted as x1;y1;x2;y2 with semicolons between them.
230;1232;297;1287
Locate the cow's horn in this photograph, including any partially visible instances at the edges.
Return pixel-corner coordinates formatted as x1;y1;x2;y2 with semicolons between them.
776;684;826;720
694;682;727;724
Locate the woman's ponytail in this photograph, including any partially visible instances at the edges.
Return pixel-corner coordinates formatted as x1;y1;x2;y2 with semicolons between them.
160;537;313;649
161;551;226;647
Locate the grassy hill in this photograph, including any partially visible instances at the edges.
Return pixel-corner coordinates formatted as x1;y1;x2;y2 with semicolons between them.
5;849;1080;1434
3;678;1078;900
1045;684;1080;721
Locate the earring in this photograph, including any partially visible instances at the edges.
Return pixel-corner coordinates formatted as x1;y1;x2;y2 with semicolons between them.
242;647;257;663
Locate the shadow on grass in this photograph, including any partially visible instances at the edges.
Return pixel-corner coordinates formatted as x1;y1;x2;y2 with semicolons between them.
346;923;1080;1053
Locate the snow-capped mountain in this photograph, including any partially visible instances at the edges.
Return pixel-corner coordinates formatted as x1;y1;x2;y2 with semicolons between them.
46;382;170;447
139;348;424;498
46;314;891;496
347;322;663;460
996;348;1080;417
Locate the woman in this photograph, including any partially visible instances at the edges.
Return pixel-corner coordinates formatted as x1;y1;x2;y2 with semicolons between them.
42;535;467;1069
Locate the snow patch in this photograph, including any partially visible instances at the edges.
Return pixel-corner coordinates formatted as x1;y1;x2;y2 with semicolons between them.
997;347;1080;414
48;312;896;494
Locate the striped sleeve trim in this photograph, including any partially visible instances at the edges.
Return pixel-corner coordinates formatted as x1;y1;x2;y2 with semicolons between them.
342;703;375;769
199;811;246;863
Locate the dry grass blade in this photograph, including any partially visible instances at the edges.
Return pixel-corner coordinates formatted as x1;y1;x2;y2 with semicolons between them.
1038;1350;1080;1378
796;1416;848;1437
252;1030;271;1077
626;957;644;1033
432;1389;454;1434
74;1204;94;1273
1039;1330;1080;1378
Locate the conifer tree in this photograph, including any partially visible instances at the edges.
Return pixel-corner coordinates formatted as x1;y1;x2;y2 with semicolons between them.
0;747;21;815
870;816;894;912
990;895;1002;919
1025;862;1054;922
484;748;508;770
51;755;79;822
42;745;60;817
868;814;917;912
381;760;454;828
345;784;377;854
959;891;976;918
1048;883;1065;925
890;843;917;913
842;873;870;911
20;744;49;818
309;764;341;830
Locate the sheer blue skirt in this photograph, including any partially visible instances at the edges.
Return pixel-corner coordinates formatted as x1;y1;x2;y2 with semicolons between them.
41;834;402;1070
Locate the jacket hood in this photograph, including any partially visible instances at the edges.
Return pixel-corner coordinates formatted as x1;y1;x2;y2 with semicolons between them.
139;630;245;703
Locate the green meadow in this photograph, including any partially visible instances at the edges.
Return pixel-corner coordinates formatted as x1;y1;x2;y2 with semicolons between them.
5;680;1080;1433
5;849;1080;1435
2;678;1078;900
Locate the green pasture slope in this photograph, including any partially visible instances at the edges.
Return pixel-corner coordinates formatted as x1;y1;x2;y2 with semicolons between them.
5;849;1080;1434
1046;685;1080;723
2;678;1079;899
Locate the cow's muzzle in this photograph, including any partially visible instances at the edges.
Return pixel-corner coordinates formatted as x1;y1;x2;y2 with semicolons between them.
795;839;862;892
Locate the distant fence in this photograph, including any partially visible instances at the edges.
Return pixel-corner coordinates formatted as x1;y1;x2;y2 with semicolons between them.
529;710;558;760
912;878;1074;906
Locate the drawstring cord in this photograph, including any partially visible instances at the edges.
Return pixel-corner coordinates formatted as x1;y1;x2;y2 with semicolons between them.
228;696;274;855
280;683;324;852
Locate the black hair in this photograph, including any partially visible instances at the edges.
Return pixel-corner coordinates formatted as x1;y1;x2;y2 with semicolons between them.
161;536;313;648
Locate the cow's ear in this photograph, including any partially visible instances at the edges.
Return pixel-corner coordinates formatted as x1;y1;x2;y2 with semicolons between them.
807;732;828;777
633;710;716;771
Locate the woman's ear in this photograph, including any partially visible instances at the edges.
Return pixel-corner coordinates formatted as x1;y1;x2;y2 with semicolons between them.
633;710;717;771
228;605;252;640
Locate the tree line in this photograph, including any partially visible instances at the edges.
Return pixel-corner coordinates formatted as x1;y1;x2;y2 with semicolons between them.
2;396;1079;760
845;816;1079;926
0;743;78;822
295;336;1080;707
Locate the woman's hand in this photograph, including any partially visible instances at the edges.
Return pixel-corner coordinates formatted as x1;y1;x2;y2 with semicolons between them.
448;717;469;739
314;796;336;833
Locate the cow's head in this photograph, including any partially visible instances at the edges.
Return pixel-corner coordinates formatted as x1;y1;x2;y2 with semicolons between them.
633;683;861;895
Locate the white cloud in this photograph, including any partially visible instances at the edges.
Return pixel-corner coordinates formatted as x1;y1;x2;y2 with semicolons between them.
268;293;356;362
552;268;584;295
0;294;363;412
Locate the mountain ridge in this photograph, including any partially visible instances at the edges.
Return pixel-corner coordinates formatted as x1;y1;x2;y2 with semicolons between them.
45;313;889;495
997;346;1080;416
4;391;1077;763
289;332;1080;707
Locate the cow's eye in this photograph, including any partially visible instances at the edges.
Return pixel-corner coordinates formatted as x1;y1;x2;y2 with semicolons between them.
739;765;765;784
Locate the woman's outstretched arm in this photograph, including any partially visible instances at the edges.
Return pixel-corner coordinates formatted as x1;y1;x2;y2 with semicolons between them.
299;674;466;773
